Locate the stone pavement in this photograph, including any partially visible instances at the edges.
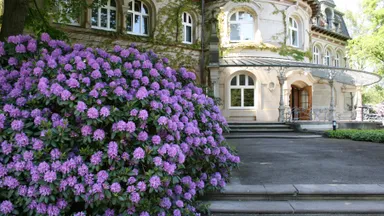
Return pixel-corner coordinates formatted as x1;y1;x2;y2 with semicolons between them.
228;137;384;184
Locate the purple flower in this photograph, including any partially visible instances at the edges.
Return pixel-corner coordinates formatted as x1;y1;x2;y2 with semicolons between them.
158;116;168;125
137;131;148;141
44;171;57;183
125;121;136;133
93;129;105;141
15;44;26;53
160;197;171;209
130;192;140;203
176;200;184;208
97;170;109;183
100;107;110;117
39;185;52;196
61;90;71;101
138;110;148;120
0;200;13;214
87;107;99;119
133;147;145;160
76;101;87;113
50;148;61;160
110;182;121;193
108;141;118;159
91;151;103;165
149;176;161;189
136;87;148;100
153;157;162;166
11;120;24;131
81;125;92;136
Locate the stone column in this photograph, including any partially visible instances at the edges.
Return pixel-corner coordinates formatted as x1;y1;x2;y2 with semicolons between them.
278;75;286;123
329;79;336;121
210;67;220;98
355;86;364;121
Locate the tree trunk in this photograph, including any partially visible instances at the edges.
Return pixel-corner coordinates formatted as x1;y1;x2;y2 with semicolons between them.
0;0;29;41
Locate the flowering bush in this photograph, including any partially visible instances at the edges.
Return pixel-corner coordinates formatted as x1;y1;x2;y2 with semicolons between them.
0;33;239;215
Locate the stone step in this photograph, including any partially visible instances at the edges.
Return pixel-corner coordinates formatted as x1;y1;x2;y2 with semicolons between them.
224;133;322;139
228;122;287;126
229;129;295;133
208;200;384;214
229;125;291;129
208;184;384;201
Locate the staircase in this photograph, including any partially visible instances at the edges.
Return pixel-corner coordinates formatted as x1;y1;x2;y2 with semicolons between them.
207;184;384;215
225;122;322;139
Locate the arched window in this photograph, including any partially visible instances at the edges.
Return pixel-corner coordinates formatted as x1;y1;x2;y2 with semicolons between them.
324;49;331;66
229;11;254;42
289;17;299;47
91;0;117;31
182;12;193;44
126;0;149;36
230;74;255;108
313;46;320;64
301;90;309;109
335;52;340;67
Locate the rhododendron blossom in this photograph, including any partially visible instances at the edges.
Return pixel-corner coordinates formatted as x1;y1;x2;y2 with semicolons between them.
0;33;239;215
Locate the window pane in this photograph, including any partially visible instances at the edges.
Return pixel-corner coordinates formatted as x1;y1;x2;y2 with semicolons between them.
231;89;241;107
142;4;148;14
110;0;116;7
244;89;254;107
230;13;236;21
239;75;246;86
134;14;141;33
143;16;148;35
183;13;187;22
239;12;252;21
134;1;141;12
101;8;108;28
241;23;254;40
128;1;133;10
186;26;192;42
91;8;98;27
110;9;116;29
248;76;254;86
127;13;133;32
188;16;192;24
231;76;237;86
230;24;240;41
292;30;298;46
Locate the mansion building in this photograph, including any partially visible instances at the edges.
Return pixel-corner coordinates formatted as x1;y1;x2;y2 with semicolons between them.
50;0;381;122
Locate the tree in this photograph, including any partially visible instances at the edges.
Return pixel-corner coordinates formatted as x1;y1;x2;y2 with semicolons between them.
0;0;107;41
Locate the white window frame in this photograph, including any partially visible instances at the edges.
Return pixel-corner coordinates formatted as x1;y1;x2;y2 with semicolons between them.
57;0;80;26
91;0;117;31
182;12;193;44
229;11;255;42
126;0;149;36
313;46;320;64
229;74;256;109
324;49;331;66
289;17;299;48
301;90;309;110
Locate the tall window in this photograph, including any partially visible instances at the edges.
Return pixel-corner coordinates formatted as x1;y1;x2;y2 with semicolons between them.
229;11;254;42
289;17;299;47
230;74;255;108
182;12;193;44
335;52;340;67
313;46;320;64
92;0;117;31
126;0;149;36
324;49;331;66
301;90;309;110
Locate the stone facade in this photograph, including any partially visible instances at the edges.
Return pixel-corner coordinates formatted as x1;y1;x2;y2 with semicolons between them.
52;0;371;122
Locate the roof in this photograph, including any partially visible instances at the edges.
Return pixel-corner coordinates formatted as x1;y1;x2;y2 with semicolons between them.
209;57;381;86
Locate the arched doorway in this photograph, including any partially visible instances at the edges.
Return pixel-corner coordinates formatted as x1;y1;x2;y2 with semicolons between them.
290;81;312;120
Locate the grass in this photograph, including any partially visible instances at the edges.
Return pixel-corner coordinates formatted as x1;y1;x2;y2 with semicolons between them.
326;129;384;143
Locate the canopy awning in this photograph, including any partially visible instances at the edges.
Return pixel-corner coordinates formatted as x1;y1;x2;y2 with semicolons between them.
209;57;382;86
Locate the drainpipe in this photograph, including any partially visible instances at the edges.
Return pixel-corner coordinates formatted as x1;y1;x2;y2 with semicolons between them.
200;0;206;85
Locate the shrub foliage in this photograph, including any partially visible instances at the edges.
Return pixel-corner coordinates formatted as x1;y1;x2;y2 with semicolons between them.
0;34;239;215
327;129;384;143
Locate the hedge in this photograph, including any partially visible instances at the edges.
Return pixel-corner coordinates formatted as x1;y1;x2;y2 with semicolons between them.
326;129;384;143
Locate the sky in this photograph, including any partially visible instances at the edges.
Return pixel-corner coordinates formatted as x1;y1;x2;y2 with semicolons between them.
334;0;362;13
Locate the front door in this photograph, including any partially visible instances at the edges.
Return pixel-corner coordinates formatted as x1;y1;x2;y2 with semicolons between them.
290;85;312;120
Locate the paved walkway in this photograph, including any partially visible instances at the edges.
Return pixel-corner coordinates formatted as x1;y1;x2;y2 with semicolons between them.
228;137;384;184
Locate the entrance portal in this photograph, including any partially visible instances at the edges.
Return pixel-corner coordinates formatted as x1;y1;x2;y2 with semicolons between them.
290;82;312;120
